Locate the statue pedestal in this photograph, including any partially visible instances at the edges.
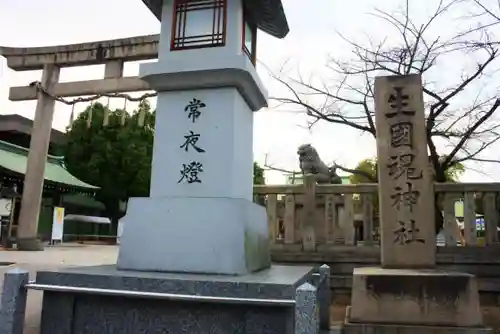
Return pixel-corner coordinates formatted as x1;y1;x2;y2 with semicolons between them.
344;306;492;334
117;196;271;275
344;267;491;333
36;265;315;334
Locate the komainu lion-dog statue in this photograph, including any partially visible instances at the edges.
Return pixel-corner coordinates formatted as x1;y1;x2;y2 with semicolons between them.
297;144;342;184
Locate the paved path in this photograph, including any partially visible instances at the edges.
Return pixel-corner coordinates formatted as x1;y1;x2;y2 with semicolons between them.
0;244;118;334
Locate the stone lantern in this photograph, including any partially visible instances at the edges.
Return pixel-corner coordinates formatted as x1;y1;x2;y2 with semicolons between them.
117;0;290;275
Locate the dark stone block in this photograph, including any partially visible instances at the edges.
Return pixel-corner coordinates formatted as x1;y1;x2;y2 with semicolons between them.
36;265;313;300
343;322;493;334
365;270;469;304
344;306;492;334
37;265;314;334
69;294;289;333
40;292;74;334
0;268;29;334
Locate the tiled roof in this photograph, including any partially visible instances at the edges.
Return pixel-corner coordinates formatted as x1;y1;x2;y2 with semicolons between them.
243;0;289;38
0;140;97;190
141;0;289;38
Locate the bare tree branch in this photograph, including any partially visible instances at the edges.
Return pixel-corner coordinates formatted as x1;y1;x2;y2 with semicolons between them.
472;0;500;20
270;0;500;183
444;98;500;166
333;163;378;183
262;154;298;175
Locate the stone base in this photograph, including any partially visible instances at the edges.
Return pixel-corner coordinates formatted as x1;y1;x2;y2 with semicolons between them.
36;264;314;334
117;196;271;275
349;267;483;327
16;238;44;251
344;307;492;333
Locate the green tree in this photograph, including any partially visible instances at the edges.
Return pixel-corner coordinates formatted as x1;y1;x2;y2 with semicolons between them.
444;163;466;183
63;101;155;232
253;162;265;185
349;157;465;184
349;158;377;184
253;162;266;205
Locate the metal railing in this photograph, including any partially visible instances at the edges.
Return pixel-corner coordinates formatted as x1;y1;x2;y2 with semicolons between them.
25;281;296;306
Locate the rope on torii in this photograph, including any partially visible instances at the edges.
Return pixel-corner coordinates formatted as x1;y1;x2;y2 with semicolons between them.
121;98;128;126
28;81;157;128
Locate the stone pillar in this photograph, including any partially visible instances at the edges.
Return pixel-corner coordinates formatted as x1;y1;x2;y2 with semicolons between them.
295;283;318;334
346;75;487;331
318;264;331;330
374;74;435;268
17;64;60;251
104;60;124;79
0;268;29;334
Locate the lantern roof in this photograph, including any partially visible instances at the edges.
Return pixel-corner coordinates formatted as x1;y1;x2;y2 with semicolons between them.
141;0;289;39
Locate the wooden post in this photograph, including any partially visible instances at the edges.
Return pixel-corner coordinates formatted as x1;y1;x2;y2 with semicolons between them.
7;197;16;240
104;60;124;79
443;194;458;246
342;195;355;245
324;194;335;243
17;64;60;251
302;174;317;251
266;194;278;243
362;194;374;244
103;60;124;126
284;190;296;244
463;192;477;246
483;192;498;245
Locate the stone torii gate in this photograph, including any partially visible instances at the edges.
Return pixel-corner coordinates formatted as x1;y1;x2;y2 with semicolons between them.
0;34;160;250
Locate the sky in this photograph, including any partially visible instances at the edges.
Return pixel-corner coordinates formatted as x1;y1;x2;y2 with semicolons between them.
0;0;499;184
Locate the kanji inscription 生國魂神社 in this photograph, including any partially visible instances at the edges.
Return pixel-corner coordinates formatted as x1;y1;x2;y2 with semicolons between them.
375;74;436;268
386;86;416;118
389;122;413;148
393;220;425;245
390;182;420;213
387;153;423;180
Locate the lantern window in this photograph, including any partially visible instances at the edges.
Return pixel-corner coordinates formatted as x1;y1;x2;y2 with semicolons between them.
171;0;228;51
242;11;257;65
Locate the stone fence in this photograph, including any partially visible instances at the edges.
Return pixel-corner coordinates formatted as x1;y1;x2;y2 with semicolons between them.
254;175;500;251
255;175;500;303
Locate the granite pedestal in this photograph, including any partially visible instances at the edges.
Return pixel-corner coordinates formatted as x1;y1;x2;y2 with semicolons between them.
344;267;491;333
344;306;492;334
117;196;271;275
36;264;315;334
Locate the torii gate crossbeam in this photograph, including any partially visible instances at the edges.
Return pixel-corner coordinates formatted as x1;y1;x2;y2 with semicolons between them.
0;34;160;250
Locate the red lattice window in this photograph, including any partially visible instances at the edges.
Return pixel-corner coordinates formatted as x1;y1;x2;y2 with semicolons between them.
171;0;228;51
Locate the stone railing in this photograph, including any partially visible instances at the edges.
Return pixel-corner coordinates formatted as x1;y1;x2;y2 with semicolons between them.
253;175;500;251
